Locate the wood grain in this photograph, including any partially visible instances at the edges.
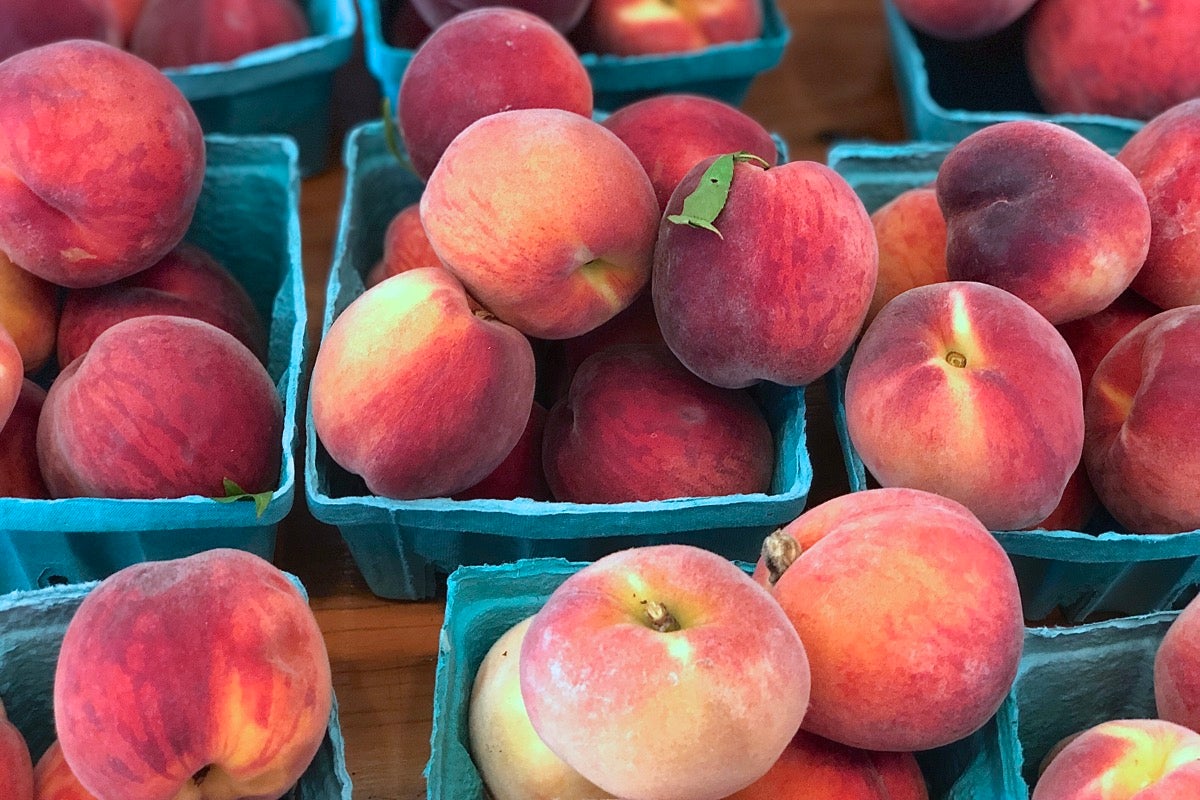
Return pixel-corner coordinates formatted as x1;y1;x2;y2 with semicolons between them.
277;1;905;795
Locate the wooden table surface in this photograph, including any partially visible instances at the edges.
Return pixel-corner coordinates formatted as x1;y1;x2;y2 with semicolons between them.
277;2;906;796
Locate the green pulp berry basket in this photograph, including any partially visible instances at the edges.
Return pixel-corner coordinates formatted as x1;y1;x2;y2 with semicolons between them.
0;575;353;799
825;140;1200;624
0;135;305;594
427;559;1026;800
358;0;789;113
304;120;813;601
162;0;357;176
882;0;1141;148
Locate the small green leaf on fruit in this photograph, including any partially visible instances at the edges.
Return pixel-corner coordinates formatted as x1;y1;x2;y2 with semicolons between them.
666;152;767;238
213;478;272;518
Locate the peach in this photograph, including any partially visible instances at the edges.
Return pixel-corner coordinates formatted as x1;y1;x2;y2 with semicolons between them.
131;0;311;68
891;0;1037;41
1024;463;1098;532
845;281;1084;530
0;326;21;429
654;156;877;388
580;0;761;56
38;315;283;500
1056;291;1159;392
1025;0;1200;120
397;8;592;182
469;617;612;800
727;730;928;800
521;544;810;800
1117;99;1200;309
453;402;551;501
0;380;48;499
54;549;332;800
422;109;659;339
411;0;591;33
34;742;97;800
364;203;441;289
1156;592;1200;732
0;698;34;800
756;488;1024;751
553;290;664;397
108;0;150;43
311;268;536;500
0;0;120;61
1032;719;1200;799
601;94;777;212
937;120;1151;325
0;41;205;288
543;344;774;503
867;185;948;327
57;242;267;368
0;252;58;374
1084;306;1200;533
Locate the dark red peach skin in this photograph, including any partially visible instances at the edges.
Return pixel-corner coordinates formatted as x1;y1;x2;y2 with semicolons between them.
453;402;551;501
131;0;311;68
0;379;49;499
1055;291;1160;392
891;0;1037;41
0;0;120;62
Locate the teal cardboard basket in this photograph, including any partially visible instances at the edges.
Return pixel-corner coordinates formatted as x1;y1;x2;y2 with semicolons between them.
427;560;1026;800
0;135;305;594
826;140;1200;624
0;576;353;799
305;120;813;601
882;0;1141;149
161;0;357;176
1013;612;1178;796
359;0;789;112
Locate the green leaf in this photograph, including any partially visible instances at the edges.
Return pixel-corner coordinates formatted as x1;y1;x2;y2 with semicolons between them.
381;98;418;176
213;478;273;519
666;151;769;238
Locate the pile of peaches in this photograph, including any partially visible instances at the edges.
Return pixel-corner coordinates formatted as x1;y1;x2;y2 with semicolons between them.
311;6;879;503
0;40;283;502
0;0;311;68
845;99;1200;537
0;550;332;800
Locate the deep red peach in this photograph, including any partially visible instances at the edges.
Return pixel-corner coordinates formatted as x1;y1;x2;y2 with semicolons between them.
131;0;311;68
0;379;48;499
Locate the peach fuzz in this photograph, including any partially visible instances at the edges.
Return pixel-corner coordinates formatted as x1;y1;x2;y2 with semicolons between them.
521;544;810;800
131;0;311;68
1056;291;1159;392
653;156;877;388
755;488;1023;752
1157;593;1200;733
0;698;34;800
34;742;97;800
1032;719;1200;799
1084;306;1200;533
581;0;761;57
54;550;331;800
0;326;20;429
0;0;120;61
57;242;267;368
867;185;947;327
469;617;612;800
0;252;59;374
600;94;777;212
38;315;283;500
1025;0;1200;120
422;109;659;340
891;0;1037;40
845;281;1084;530
365;203;441;289
453;402;551;501
728;730;928;800
0;380;48;499
937;120;1150;325
1117;98;1200;309
542;344;774;503
311;268;535;500
0;41;205;289
397;8;592;182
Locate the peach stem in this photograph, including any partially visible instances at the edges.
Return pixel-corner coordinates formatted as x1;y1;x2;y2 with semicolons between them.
945;350;967;368
644;600;681;632
762;529;802;586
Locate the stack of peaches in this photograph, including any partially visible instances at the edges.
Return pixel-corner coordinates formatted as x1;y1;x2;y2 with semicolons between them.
311;7;879;503
0;40;283;502
0;0;311;68
843;98;1200;537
